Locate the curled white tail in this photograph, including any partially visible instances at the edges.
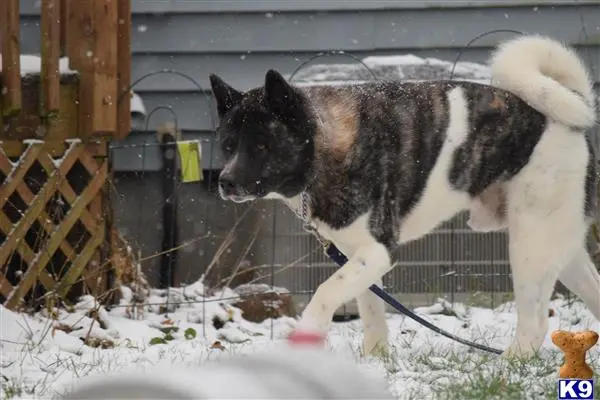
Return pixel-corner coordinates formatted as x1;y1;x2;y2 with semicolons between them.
489;35;596;128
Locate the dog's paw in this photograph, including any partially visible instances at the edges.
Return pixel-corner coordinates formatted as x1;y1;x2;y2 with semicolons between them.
364;341;390;360
500;342;537;360
363;329;389;358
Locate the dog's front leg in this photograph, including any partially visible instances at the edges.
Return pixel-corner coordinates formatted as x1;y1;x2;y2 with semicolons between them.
294;242;393;339
356;282;389;356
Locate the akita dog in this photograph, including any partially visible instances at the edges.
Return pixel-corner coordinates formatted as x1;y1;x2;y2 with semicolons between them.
209;35;600;358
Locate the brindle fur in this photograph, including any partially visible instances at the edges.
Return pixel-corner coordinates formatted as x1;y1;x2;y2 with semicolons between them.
213;75;577;247
209;35;600;359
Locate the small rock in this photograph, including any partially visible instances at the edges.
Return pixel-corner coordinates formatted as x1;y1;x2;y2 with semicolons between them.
210;341;226;351
232;288;296;323
52;323;74;336
82;337;114;349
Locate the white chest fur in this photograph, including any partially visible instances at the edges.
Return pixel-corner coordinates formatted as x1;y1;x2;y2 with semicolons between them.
310;213;376;258
265;192;377;259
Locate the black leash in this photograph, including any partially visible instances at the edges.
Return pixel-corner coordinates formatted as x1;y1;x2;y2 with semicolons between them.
296;188;502;355
324;243;503;355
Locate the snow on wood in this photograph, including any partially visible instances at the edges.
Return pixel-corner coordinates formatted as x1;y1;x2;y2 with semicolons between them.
0;54;76;76
0;54;146;117
130;92;146;116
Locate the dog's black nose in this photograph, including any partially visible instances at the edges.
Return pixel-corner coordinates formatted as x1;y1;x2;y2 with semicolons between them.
218;175;237;194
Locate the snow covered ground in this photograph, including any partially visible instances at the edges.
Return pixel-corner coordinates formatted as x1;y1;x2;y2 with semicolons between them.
1;280;598;400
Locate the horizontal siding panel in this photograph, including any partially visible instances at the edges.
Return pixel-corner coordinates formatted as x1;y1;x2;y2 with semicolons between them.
19;1;598;15
127;6;600;53
110;131;222;171
135;92;216;130
372;5;600;51
126;46;600;92
133;12;372;53
20;5;600;54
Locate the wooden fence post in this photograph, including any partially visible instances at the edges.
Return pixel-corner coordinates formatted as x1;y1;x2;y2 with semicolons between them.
40;0;61;120
91;0;118;135
65;0;118;137
116;0;131;140
59;0;68;56
1;0;22;117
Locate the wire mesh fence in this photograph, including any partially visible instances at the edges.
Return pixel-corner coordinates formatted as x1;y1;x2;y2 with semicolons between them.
108;143;514;308
104;26;600;336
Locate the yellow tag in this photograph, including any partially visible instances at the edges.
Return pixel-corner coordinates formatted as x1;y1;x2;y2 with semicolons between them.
177;140;202;183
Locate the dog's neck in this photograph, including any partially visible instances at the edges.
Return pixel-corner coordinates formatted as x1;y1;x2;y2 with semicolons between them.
268;86;361;230
265;191;310;221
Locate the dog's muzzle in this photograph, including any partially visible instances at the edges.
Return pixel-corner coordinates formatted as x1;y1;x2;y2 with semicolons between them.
218;174;258;203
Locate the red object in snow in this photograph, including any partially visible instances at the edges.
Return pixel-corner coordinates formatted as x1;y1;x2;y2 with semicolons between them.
287;330;326;346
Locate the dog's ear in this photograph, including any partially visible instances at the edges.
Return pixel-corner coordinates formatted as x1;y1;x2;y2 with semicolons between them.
209;74;243;117
264;69;302;119
265;69;293;102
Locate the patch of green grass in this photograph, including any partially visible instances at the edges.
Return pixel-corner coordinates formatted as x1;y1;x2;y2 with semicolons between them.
1;376;22;400
437;374;527;400
432;354;556;399
373;337;600;400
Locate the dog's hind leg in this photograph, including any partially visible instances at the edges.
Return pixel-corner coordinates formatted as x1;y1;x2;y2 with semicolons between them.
502;124;591;358
356;281;388;357
558;247;600;320
503;220;568;358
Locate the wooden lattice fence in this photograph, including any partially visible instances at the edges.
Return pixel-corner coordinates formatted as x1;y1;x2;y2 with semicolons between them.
0;140;108;308
0;0;131;310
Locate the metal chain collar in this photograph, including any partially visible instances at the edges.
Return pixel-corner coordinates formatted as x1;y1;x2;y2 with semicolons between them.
298;191;330;249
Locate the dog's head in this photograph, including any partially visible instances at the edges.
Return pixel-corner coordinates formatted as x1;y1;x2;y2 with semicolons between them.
209;70;317;203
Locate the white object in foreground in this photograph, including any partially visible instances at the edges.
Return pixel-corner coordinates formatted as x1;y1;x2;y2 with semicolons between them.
61;346;393;399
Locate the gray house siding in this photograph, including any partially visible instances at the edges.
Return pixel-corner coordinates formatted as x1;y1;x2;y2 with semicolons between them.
18;1;600;305
19;2;600;158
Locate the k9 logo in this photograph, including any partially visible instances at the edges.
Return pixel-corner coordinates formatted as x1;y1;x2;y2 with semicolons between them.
558;379;594;400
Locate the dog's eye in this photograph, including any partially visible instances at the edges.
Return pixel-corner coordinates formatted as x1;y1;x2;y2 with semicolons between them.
222;139;235;153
